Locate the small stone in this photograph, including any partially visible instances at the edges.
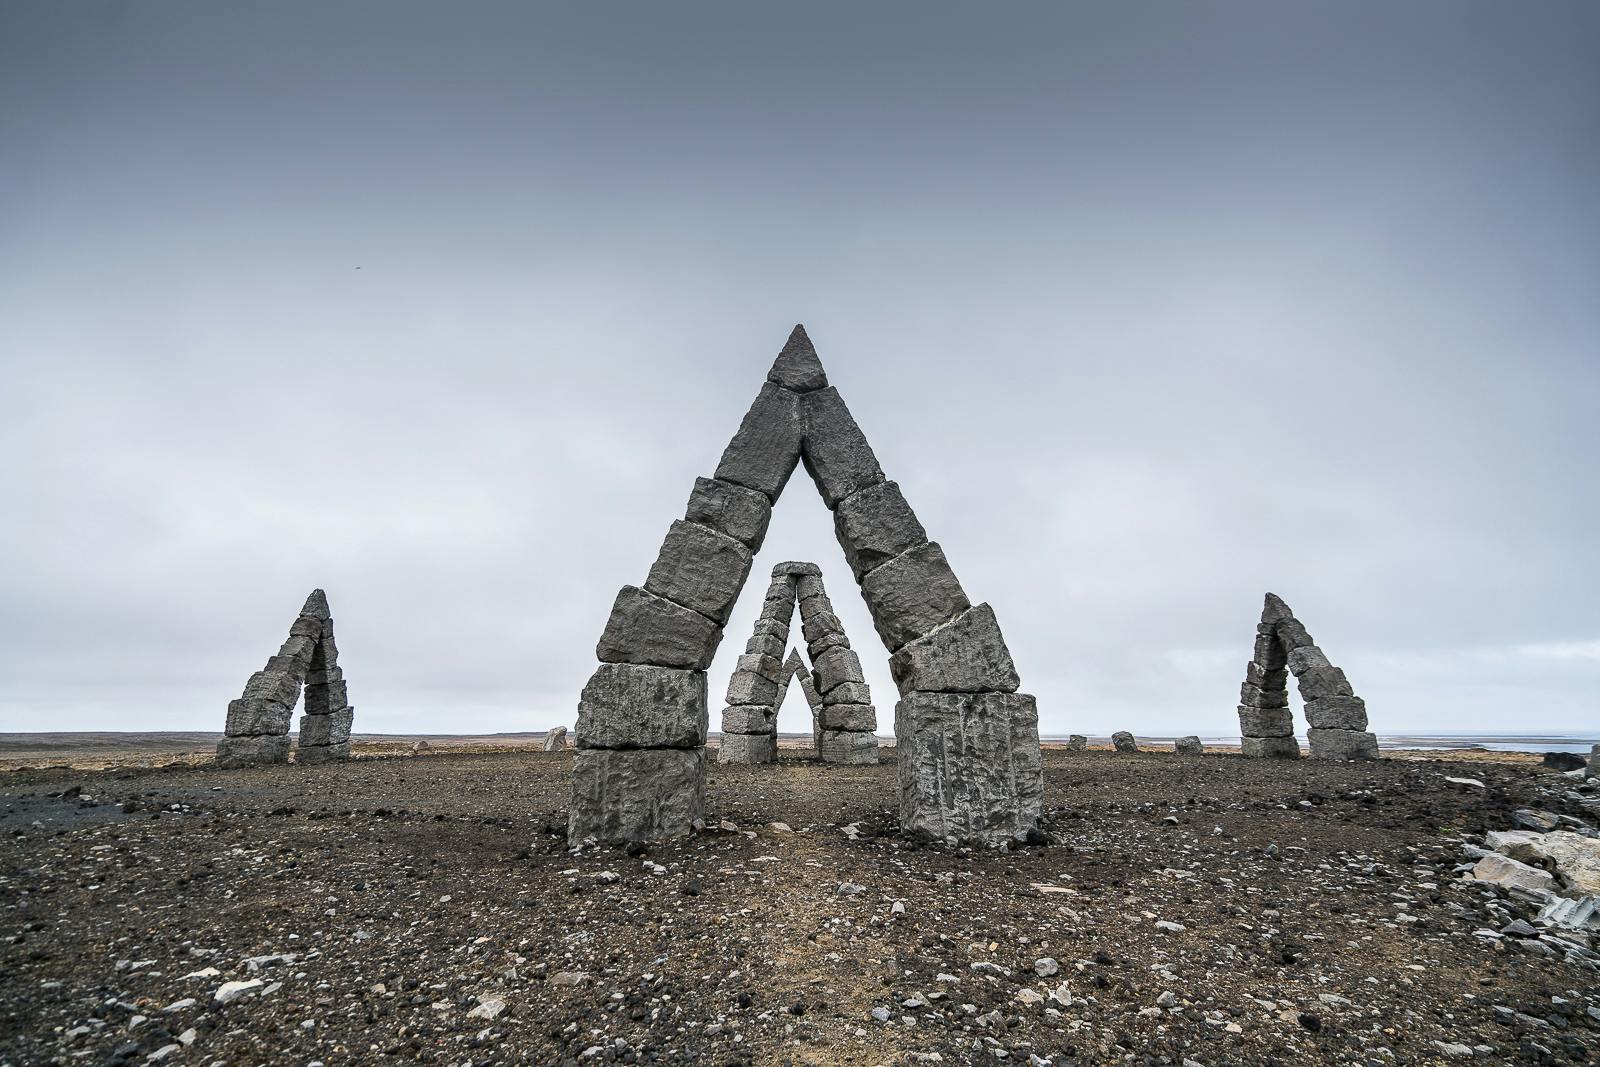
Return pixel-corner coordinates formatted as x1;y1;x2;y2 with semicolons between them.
1033;957;1059;977
214;979;264;1004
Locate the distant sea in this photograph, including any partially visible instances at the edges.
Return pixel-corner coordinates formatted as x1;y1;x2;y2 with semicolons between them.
1042;734;1599;754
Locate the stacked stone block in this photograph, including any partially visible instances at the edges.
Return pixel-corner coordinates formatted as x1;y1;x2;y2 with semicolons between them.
1237;593;1378;760
216;589;354;768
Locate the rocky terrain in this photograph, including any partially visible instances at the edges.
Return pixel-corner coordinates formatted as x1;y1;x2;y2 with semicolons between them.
2;748;1597;1066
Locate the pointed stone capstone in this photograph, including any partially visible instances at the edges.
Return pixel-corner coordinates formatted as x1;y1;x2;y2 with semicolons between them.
766;324;829;392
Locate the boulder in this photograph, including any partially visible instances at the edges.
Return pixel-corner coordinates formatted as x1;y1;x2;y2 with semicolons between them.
575;663;707;750
596;585;723;670
215;734;291;768
888;604;1020;695
298;707;354;747
1174;735;1204;755
1471;853;1558;895
1066;734;1087;751
717;731;776;764
818;703;876;732
799;387;885;508
1111;731;1138;753
1237;705;1294;738
684;477;773;552
832;481;928;582
817;729;879;765
1543;751;1587;772
542;725;569;752
1307;728;1378;761
713;381;803;502
1303;695;1368;731
895;692;1043;846
1495;831;1600;896
1241;735;1300;759
643;520;753;625
859;542;971;652
568;747;706;843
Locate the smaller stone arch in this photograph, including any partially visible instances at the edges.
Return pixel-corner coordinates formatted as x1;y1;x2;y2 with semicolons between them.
718;562;879;764
1237;593;1377;760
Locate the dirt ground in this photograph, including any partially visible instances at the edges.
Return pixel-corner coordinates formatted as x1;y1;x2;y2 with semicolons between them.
1;747;1596;1067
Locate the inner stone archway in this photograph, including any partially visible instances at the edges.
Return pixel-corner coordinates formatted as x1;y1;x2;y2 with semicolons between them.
569;326;1043;846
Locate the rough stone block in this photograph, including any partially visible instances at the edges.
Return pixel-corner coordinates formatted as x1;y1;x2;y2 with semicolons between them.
717;732;776;764
1287;646;1354;700
807;631;849;658
1237;705;1294;738
304;666;343;686
745;633;787;659
895;692;1043;846
725;670;780;707
752;618;790;641
819;703;876;731
766;325;828;392
714;382;803;502
721;705;776;734
576;664;707;750
772;561;822;576
1252;628;1288;671
276;634;318;664
263;655;307;675
1304;694;1369;731
1241;735;1301;759
296;740;351;765
1111;730;1138;753
888;603;1019;695
643;520;753;626
1307;728;1379;761
818;729;880;764
797;594;834;621
811;646;865;694
225;698;293;738
800;387;885;508
832;481;927;582
1274;617;1314;651
242;670;300;708
684;477;773;552
793;574;826;601
1066;734;1087;751
822;681;872;705
1244;661;1287;692
801;611;845;645
596;585;723;670
215;734;291;768
860;542;971;652
734;653;785;684
309;633;338;671
1590;743;1599;777
567;747;706;844
1239;682;1289;709
300;589;332;621
543;725;569;751
298;707;354;747
303;679;348;716
289;616;324;640
1174;735;1204;755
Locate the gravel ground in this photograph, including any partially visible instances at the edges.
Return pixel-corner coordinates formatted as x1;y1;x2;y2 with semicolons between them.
1;748;1597;1067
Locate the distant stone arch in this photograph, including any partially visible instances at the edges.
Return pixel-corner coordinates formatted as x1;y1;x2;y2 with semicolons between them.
215;589;355;767
718;562;877;765
569;326;1042;846
1236;593;1377;760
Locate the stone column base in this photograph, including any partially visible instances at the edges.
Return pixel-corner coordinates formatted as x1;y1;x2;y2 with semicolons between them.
818;729;879;764
568;747;706;844
215;735;291;768
1307;728;1379;760
1241;735;1300;759
895;692;1043;846
717;732;776;764
297;741;351;765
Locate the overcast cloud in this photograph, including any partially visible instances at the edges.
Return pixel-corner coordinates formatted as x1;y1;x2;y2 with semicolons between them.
2;2;1597;738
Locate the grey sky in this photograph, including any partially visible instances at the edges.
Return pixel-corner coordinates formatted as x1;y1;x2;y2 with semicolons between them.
2;2;1597;737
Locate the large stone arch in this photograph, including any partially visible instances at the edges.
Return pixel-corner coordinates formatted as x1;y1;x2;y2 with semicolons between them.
1236;592;1378;760
569;326;1043;846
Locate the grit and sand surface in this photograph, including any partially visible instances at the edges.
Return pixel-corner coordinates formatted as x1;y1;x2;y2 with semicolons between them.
1;742;1596;1067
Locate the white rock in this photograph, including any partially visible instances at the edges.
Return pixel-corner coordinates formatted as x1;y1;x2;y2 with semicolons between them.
1154;920;1186;933
214;979;264;1004
1033;957;1059;977
467;995;507;1020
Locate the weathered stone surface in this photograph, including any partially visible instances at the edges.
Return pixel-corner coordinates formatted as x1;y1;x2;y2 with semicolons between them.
1274;616;1314;651
303;680;348;716
811;646;865;693
751;618;790;640
1239;682;1289;709
684;477;773;552
1288;646;1354;701
818;729;880;764
1066;734;1087;751
807;631;849;658
860;542;970;652
1261;592;1292;624
1306;728;1378;761
308;632;338;671
1237;705;1295;737
215;734;291;768
793;574;826;600
542;725;569;751
289;616;323;640
576;664;707;750
1494;831;1600;896
725;670;779;707
242;670;300;708
796;594;834;621
888;603;1019;695
643;520;753;626
296;740;351;765
1111;731;1138;753
567;747;706;843
771;561;821;577
596;585;722;670
895;692;1043;846
1241;735;1300;759
1244;661;1287;691
713;382;803;502
800;611;845;645
767;324;829;392
1174;735;1204;755
734;653;785;684
1252;627;1288;670
818;703;876;731
721;705;776;734
1590;743;1600;777
1471;852;1558;894
264;654;307;675
304;666;343;686
821;681;872;705
1304;694;1368;730
832;481;927;582
745;633;786;659
800;387;885;508
225;699;293;737
717;731;776;764
276;634;318;666
300;588;332;621
298;707;354;747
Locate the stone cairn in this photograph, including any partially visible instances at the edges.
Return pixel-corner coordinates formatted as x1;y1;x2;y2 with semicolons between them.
718;562;877;765
569;325;1043;846
1111;731;1138;753
216;589;354;768
1237;592;1378;760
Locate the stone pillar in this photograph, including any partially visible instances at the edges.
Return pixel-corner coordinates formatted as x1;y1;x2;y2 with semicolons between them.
717;569;796;765
217;589;336;768
795;568;878;764
1236;593;1301;759
296;594;354;765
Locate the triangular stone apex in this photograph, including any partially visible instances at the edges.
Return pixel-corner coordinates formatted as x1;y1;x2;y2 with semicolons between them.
301;588;331;621
766;324;829;393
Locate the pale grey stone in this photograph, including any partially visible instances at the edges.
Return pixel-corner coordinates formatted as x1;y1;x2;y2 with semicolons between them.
1261;592;1292;624
799;387;885;508
1304;694;1369;730
1470;852;1557;894
1237;705;1295;737
822;681;872;705
576;664;707;750
1174;735;1204;755
1274;616;1314;651
807;631;850;658
745;633;787;659
718;731;776;764
818;729;880;764
887;603;1019;695
567;747;706;843
895;692;1043;846
304;666;343;686
1241;735;1301;759
596;585;723;670
860;542;971;652
289;616;323;640
684;477;773;552
215;734;291;768
1287;646;1354;700
812;646;865;693
751;618;790;640
793;574;826;600
1240;681;1289;709
300;588;331;621
725;670;780;707
276;634;318;665
1244;661;1287;691
1111;730;1138;753
771;560;821;577
832;480;927;582
721;705;776;734
713;382;803;501
242;670;300;708
766;324;828;392
797;594;834;621
542;725;569;751
734;653;785;684
1307;728;1379;760
296;740;351;765
819;703;876;731
298;707;354;747
225;699;293;737
303;679;348;716
263;654;307;675
1066;734;1087;751
643;520;753;625
801;611;845;645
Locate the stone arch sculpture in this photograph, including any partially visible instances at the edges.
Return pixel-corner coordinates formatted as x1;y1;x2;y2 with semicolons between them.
718;561;878;765
215;589;355;767
1237;592;1377;760
569;326;1043;846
